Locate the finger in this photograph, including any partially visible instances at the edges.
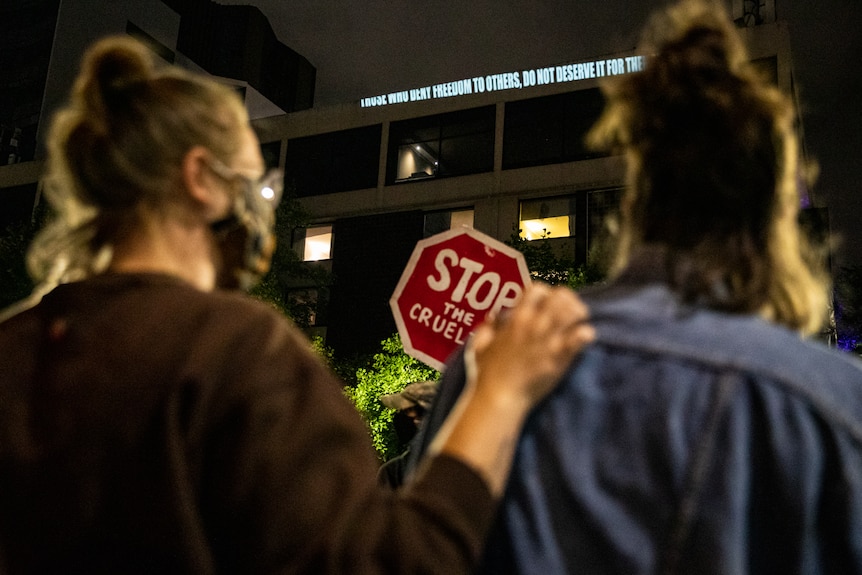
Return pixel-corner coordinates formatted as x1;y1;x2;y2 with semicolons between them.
468;321;496;356
502;284;553;330
537;288;591;338
572;323;597;346
527;288;595;364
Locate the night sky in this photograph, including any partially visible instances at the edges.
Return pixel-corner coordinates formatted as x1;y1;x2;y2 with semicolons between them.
222;0;862;269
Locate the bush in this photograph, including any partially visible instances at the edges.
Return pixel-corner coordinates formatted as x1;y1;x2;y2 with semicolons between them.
504;230;605;290
341;334;439;461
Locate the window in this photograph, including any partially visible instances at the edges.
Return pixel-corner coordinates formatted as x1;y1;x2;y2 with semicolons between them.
503;88;607;169
519;196;577;240
285;125;382;197
286;288;328;327
0;183;38;228
423;208;474;238
260;140;282;170
387;106;495;184
587;187;623;256
126;21;175;63
293;225;333;261
752;56;778;85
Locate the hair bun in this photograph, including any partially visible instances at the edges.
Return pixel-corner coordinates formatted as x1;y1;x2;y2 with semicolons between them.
642;0;746;81
91;41;152;94
73;36;155;126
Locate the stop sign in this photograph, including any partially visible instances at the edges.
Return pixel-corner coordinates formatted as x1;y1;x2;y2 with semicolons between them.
390;227;531;371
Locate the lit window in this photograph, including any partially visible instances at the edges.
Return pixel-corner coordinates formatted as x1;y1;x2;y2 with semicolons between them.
396;143;438;180
450;209;474;229
519;196;576;240
387;106;495;184
294;225;333;261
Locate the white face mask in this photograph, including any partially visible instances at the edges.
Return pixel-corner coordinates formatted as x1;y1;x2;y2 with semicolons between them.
207;159;284;290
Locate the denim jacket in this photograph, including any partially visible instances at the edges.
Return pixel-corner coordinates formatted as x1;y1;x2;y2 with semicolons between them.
410;256;862;574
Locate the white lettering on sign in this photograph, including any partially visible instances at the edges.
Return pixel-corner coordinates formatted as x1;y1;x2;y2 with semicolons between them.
443;302;475;326
359;55;645;108
390;227;531;371
427;248;524;315
409;303;468;345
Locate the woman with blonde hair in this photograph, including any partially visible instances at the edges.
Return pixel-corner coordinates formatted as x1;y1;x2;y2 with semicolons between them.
0;35;594;573
412;1;862;573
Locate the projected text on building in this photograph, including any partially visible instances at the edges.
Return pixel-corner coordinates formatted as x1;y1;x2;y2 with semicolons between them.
360;55;644;108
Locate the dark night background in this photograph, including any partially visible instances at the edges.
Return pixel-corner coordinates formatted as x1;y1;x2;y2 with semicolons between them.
223;0;862;270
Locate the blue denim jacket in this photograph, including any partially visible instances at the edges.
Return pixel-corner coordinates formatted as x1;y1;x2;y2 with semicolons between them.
410;259;862;574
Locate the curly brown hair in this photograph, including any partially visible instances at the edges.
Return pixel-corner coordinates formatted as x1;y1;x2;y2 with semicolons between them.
588;0;828;334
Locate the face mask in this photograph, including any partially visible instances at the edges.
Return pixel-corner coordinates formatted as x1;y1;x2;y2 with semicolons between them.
208;160;284;290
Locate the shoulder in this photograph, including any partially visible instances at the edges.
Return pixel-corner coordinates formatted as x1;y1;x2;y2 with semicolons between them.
110;273;302;341
576;282;862;437
581;281;862;378
27;273;320;377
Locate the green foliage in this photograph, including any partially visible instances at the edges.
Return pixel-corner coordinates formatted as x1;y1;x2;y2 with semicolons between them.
310;335;336;364
342;334;439;461
249;272;287;314
566;260;606;290
505;231;571;285
834;265;862;354
308;230;608;463
249;185;333;328
309;335;365;386
505;230;605;289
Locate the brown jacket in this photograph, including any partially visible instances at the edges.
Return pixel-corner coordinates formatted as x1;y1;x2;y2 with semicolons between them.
0;273;493;574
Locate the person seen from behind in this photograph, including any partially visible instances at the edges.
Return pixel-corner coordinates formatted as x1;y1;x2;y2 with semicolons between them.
378;380;439;488
0;35;596;574
409;1;862;573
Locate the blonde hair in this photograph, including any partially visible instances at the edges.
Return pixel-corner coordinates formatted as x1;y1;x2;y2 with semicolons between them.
30;35;248;283
588;0;828;334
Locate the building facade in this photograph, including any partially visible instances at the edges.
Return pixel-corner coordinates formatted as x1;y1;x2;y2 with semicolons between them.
253;16;800;358
3;0;816;357
0;0;314;228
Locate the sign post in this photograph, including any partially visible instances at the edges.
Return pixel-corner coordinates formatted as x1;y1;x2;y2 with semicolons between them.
390;227;531;371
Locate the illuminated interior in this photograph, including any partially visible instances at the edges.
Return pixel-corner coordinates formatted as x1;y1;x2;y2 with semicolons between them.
450;209;474;229
303;225;333;261
519;216;571;240
519;195;576;240
397;144;437;180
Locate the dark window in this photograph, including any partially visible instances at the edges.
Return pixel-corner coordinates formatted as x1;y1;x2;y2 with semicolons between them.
0;183;38;228
752;56;778;85
326;211;425;357
285;125;382;197
587;187;624;256
126;21;175;63
503;88;606;169
285;287;328;327
387;106;495;184
260;140;281;170
423;208;474;238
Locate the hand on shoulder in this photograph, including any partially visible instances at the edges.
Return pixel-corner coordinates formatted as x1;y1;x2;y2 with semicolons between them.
466;283;595;411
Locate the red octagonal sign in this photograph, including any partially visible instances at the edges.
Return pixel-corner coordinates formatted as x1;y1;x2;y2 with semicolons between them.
390;227;531;371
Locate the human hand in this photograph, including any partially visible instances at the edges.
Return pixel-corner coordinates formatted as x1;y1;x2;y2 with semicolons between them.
464;283;595;411
428;284;593;495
